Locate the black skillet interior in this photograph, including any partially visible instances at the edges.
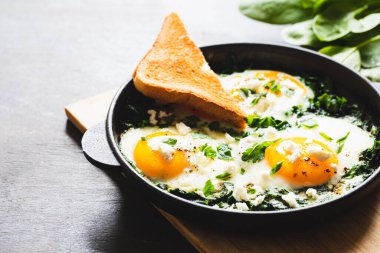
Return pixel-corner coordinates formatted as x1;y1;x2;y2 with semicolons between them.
106;43;380;228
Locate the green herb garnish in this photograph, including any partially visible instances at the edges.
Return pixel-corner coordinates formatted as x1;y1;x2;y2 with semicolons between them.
240;168;246;175
271;82;281;93
163;138;177;146
203;179;215;197
240;88;251;97
247;115;290;130
336;131;350;153
270;161;284;175
140;137;147;141
200;144;217;158
251;93;266;106
302;120;318;129
216;172;232;180
217;144;233;160
319;132;333;141
242;139;279;163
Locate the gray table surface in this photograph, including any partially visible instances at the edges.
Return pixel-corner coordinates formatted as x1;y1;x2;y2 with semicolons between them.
2;0;360;252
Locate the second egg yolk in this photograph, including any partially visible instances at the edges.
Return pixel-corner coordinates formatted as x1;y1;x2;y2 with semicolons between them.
265;137;338;187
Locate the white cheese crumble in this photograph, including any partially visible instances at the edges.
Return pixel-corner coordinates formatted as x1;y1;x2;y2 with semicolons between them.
225;133;235;144
306;188;318;199
282;192;299;208
233;185;249;201
176;122;192;135
148;138;175;160
147;109;158;125
277;140;303;163
235;202;250;211
306;144;332;161
251;195;265;206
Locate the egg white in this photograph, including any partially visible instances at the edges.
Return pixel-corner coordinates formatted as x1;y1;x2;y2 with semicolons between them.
119;115;374;197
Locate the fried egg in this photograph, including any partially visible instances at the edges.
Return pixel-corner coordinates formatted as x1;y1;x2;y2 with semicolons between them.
220;70;313;119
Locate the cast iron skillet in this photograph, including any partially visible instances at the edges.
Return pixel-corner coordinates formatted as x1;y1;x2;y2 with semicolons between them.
83;43;380;228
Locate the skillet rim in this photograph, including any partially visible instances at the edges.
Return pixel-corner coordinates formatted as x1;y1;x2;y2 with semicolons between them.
106;42;380;216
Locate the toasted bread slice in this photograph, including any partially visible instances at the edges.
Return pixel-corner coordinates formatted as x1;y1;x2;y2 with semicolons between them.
133;13;246;129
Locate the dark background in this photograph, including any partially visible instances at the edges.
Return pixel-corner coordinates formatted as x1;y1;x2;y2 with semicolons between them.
2;1;372;252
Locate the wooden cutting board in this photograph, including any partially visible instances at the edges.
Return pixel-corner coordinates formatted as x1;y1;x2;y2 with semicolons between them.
65;89;380;253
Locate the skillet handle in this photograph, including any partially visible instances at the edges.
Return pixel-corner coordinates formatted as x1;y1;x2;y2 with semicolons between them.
81;121;120;167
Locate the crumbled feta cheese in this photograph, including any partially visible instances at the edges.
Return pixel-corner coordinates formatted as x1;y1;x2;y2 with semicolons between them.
282;192;299;208
225;133;235;144
176;122;191;135
233;185;249;201
148;139;175;160
306;144;332;161
251;195;265;206
277;140;298;154
276;140;303;162
147;109;157;125
306;188;318;199
235;202;249;211
287;150;302;163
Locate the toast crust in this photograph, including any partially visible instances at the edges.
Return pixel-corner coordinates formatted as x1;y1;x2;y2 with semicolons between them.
133;13;246;129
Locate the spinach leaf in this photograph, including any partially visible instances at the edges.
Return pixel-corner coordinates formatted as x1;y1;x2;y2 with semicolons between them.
163;138;177;146
359;35;380;68
344;140;380;179
239;0;313;24
361;66;380;82
242;139;279;163
203;180;215;197
247;115;290;130
217;144;233;160
319;45;361;71
270;161;284;175
315;93;348;114
200;144;217;158
349;12;380;34
282;19;323;47
182;115;200;128
216;172;232;180
313;2;367;42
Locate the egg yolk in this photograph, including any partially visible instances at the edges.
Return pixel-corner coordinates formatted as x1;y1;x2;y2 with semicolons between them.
134;132;188;180
256;71;307;95
265;137;338;187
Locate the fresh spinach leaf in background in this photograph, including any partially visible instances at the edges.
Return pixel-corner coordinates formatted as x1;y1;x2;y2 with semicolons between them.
319;46;361;70
313;2;367;42
360;35;380;68
282;19;323;46
239;0;313;24
239;0;380;82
